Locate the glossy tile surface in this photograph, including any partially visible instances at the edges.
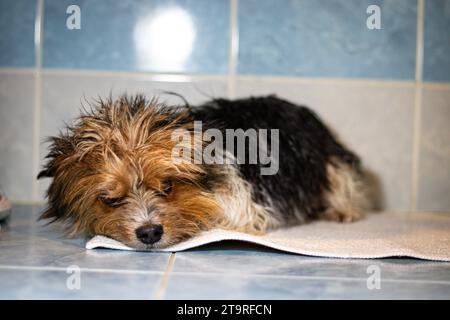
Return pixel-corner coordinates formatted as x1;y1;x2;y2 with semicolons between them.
0;205;168;299
0;73;35;201
1;205;450;299
43;0;229;73
0;0;36;67
238;0;417;79
1;0;449;213
417;87;450;211
0;206;171;270
172;243;450;282
163;273;450;299
423;0;450;82
0;269;162;299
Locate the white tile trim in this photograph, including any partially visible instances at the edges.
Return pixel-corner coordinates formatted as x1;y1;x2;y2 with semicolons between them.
411;0;425;211
227;0;239;99
3;66;449;88
32;0;44;201
160;271;450;285
1;264;449;285
0;68;35;74
0;264;165;275
0;67;423;87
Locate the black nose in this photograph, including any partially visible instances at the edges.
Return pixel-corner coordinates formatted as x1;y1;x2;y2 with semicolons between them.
135;225;163;245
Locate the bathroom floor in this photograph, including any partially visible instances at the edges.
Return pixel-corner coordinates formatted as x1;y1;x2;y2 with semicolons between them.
0;205;449;299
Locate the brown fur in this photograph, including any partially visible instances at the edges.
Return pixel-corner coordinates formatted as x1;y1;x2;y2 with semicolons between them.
39;96;224;249
39;95;372;249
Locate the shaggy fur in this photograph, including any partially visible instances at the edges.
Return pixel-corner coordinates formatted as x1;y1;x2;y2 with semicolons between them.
39;95;371;249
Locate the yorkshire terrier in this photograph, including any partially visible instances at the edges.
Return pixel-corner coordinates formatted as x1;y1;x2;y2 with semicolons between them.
39;95;371;249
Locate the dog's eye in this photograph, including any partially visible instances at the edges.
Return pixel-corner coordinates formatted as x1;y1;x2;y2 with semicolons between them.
158;179;173;196
99;196;124;207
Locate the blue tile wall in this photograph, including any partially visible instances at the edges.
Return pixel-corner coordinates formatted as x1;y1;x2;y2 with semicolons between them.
423;0;450;82
238;0;417;79
0;0;36;67
43;0;229;74
2;0;449;82
0;0;450;211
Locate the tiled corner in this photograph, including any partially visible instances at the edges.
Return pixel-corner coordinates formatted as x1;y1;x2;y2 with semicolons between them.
43;0;229;73
0;0;36;67
235;78;414;210
423;0;450;82
38;73;228;200
0;72;35;201
417;87;450;211
238;0;417;79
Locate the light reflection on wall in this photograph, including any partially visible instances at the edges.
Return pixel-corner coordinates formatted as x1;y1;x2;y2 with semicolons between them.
134;7;196;72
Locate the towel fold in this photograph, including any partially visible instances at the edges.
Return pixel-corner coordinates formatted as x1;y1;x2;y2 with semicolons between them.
86;212;450;261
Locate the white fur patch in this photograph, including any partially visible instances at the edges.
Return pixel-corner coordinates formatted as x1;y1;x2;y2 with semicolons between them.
214;162;281;234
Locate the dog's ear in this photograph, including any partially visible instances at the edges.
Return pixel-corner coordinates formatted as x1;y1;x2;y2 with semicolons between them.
37;135;75;180
38;134;76;222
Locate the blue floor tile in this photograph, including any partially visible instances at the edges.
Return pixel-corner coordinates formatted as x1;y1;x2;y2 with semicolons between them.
0;205;170;271
163;273;450;299
0;268;163;299
2;205;450;299
172;243;450;283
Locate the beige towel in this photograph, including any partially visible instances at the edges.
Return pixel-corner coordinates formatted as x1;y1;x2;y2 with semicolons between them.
86;212;450;261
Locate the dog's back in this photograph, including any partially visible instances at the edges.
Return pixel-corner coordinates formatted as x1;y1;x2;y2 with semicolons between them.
192;95;370;226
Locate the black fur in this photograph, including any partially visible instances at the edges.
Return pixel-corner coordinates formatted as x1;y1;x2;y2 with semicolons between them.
192;95;361;223
39;94;363;226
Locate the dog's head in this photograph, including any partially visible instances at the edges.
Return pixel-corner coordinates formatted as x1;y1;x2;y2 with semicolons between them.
38;95;222;249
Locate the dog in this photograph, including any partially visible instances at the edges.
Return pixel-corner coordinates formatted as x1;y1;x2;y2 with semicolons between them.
38;95;371;249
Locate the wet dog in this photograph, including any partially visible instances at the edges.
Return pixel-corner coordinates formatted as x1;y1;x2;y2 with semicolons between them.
39;95;371;249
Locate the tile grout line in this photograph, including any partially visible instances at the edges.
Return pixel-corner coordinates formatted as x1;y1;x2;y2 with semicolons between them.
23;68;422;87
32;0;45;201
1;264;449;285
421;82;450;89
153;253;176;300
4;66;450;89
149;270;450;286
231;75;416;88
39;69;419;87
410;0;425;211
227;0;239;99
415;0;425;82
0;264;164;275
0;68;36;74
